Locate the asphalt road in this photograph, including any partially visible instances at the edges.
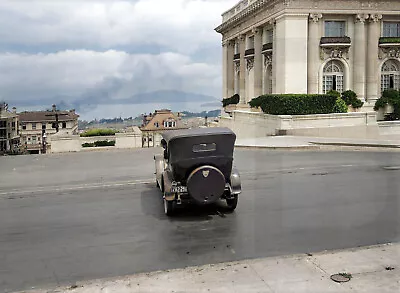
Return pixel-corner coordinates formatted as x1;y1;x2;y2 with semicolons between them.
0;148;399;292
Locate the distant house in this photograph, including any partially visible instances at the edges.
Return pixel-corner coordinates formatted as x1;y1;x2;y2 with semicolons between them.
18;105;79;154
140;109;188;147
0;103;20;154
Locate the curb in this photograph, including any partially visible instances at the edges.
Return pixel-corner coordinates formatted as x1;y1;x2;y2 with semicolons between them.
310;142;400;148
234;145;320;150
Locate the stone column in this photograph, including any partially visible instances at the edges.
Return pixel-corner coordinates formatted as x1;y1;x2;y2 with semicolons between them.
239;34;246;103
366;14;382;103
270;20;277;93
253;27;263;98
307;13;322;94
353;14;369;101
227;40;235;98
222;41;228;100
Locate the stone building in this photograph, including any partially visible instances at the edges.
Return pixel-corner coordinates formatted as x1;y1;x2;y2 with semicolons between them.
0;103;20;153
215;0;400;109
18;105;79;154
140;109;188;147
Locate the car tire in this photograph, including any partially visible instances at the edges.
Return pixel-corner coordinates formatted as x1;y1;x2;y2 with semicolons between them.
164;199;175;216
225;195;238;211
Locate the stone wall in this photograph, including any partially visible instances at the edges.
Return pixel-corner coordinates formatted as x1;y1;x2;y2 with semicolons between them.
49;131;143;153
115;132;142;148
219;110;380;139
378;121;400;139
49;135;81;153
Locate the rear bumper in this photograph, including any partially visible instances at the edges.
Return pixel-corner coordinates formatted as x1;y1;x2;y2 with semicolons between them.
164;183;240;203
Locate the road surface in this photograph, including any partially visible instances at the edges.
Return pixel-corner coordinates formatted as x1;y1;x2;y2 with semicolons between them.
0;148;399;292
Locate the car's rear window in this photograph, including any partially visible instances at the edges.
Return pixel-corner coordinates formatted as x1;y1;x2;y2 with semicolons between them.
192;143;216;153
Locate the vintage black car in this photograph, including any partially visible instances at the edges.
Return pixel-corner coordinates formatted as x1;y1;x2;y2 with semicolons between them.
154;127;242;215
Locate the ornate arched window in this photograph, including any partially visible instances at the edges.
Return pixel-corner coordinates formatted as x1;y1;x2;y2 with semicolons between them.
381;59;400;92
322;60;344;93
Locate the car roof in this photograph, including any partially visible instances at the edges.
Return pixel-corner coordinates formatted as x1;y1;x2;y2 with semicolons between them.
161;127;235;144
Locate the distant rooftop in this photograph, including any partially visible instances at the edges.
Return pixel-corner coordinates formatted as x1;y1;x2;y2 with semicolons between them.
18;109;79;123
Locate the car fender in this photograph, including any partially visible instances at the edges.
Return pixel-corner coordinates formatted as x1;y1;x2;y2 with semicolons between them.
230;167;241;195
154;154;165;189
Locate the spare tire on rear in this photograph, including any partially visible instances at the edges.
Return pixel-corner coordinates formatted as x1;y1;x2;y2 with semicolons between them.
187;165;226;205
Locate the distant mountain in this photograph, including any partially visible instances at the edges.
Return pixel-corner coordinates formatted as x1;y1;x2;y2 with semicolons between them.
127;90;219;104
70;89;219;110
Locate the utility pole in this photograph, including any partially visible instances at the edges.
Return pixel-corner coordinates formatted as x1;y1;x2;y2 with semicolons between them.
43;104;68;154
45;104;68;133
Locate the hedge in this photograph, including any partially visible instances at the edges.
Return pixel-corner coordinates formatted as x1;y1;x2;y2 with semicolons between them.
222;94;240;107
82;140;116;147
248;94;347;115
80;128;118;137
374;89;400;120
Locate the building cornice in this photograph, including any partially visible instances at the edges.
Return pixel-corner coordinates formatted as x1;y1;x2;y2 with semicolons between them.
215;0;279;34
216;0;400;35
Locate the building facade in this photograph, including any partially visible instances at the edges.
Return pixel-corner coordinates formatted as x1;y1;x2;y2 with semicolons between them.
0;103;20;153
140;109;188;147
18;106;79;154
215;0;400;108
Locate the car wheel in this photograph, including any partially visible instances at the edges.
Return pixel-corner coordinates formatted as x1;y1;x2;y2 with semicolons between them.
164;199;175;216
225;195;238;211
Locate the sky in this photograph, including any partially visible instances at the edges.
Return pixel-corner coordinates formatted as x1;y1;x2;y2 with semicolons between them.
0;0;238;119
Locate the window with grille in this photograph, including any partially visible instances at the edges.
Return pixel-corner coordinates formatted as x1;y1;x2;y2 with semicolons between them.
381;59;400;92
323;60;344;93
324;21;346;37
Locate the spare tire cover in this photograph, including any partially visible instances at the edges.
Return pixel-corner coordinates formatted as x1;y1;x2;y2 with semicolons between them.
187;165;226;204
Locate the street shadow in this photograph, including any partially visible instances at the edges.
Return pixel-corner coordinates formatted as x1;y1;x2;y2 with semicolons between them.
140;185;235;222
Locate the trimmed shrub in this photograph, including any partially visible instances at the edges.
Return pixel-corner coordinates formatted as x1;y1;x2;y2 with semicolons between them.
94;140;115;147
82;142;94;147
341;90;363;108
248;95;263;108
327;90;341;98
222;94;240;107
82;140;115;147
374;89;400;120
249;94;339;115
333;98;348;113
80;129;118;137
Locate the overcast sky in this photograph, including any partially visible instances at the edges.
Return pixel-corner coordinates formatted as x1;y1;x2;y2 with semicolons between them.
0;0;237;114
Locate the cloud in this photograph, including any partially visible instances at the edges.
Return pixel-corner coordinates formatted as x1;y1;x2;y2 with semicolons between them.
0;0;237;113
0;0;237;53
0;49;221;103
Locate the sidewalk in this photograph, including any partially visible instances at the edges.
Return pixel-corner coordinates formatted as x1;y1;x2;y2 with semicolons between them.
235;136;400;150
15;243;399;293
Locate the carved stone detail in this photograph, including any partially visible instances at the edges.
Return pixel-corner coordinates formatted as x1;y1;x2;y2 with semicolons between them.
234;61;240;73
379;47;400;60
264;53;272;68
284;0;291;7
309;13;322;23
252;26;262;35
355;13;369;24
246;58;254;71
320;47;350;60
268;19;276;26
369;14;382;23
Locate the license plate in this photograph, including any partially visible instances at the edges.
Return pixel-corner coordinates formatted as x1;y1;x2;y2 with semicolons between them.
171;186;187;193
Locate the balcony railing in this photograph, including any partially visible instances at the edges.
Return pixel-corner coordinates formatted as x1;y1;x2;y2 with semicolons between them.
262;43;273;52
379;37;400;46
245;48;255;56
320;36;351;46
